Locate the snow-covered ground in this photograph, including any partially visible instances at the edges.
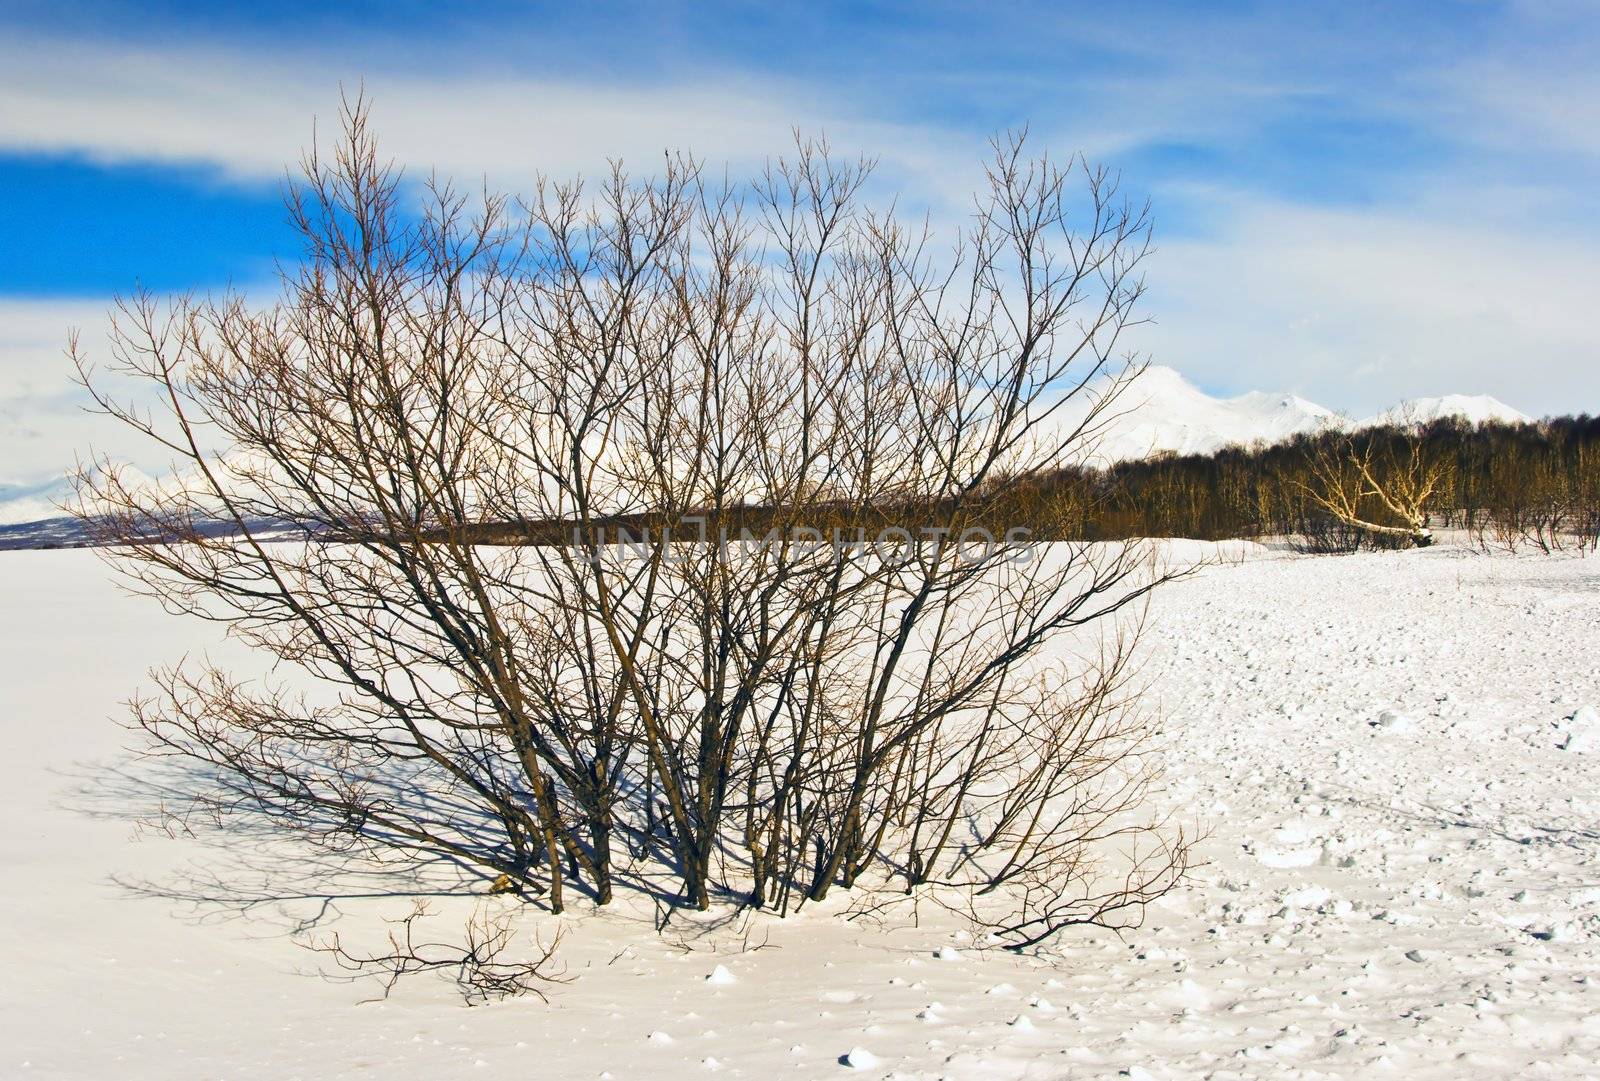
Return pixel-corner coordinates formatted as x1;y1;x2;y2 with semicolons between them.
2;542;1598;1079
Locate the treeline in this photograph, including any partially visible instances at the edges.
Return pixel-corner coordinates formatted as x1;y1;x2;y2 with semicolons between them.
445;416;1600;557
1011;415;1600;552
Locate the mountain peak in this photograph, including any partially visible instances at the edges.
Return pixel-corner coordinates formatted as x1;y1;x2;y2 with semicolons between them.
1362;394;1530;428
1060;366;1531;465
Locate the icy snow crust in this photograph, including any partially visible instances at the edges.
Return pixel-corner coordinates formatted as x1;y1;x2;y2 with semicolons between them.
2;542;1598;1078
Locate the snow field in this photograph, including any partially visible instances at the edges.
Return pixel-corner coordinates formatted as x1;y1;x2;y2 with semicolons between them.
1;542;1596;1078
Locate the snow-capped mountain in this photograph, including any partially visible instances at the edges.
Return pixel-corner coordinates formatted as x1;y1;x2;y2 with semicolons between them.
1061;366;1529;464
1361;394;1530;429
1063;365;1339;463
0;463;160;527
0;478;72;527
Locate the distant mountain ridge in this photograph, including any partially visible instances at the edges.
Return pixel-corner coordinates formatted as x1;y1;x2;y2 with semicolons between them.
1063;365;1529;465
0;365;1535;544
1363;394;1531;429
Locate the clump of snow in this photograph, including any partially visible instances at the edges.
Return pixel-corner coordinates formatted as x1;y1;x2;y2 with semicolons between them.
842;1047;879;1069
1280;884;1333;909
706;964;737;985
1372;709;1417;734
1556;705;1599;752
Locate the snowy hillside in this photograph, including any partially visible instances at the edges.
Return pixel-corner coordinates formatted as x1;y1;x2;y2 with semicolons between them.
0;463;167;527
0;479;70;527
1363;394;1531;429
3;542;1598;1078
1064;365;1339;462
1064;365;1530;464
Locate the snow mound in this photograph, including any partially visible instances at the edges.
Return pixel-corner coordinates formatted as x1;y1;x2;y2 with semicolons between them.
842;1047;879;1069
1372;709;1417;734
1557;705;1599;752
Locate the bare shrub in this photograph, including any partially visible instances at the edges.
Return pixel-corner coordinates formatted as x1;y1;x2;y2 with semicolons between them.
73;97;1189;989
308;901;565;1004
1284;514;1362;555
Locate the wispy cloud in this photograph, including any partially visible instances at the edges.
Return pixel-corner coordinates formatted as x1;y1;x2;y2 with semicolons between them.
0;32;969;192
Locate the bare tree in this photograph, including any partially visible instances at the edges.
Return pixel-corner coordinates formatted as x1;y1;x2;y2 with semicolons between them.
1296;421;1454;548
73;98;1188;992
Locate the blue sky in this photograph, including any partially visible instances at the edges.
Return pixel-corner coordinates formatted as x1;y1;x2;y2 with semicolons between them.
2;1;1598;484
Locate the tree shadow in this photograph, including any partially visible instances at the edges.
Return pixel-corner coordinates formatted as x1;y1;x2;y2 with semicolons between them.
55;753;491;936
1317;780;1600;853
53;749;751;939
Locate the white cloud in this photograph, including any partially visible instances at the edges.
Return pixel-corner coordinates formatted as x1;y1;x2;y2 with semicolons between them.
0;32;969;194
0;298;127;486
1137;197;1600;418
0;37;989;493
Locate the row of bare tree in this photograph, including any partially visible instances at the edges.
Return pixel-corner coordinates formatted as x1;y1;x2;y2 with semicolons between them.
1012;418;1600;554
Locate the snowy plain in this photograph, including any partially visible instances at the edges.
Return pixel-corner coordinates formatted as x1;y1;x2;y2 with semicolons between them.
2;541;1598;1079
